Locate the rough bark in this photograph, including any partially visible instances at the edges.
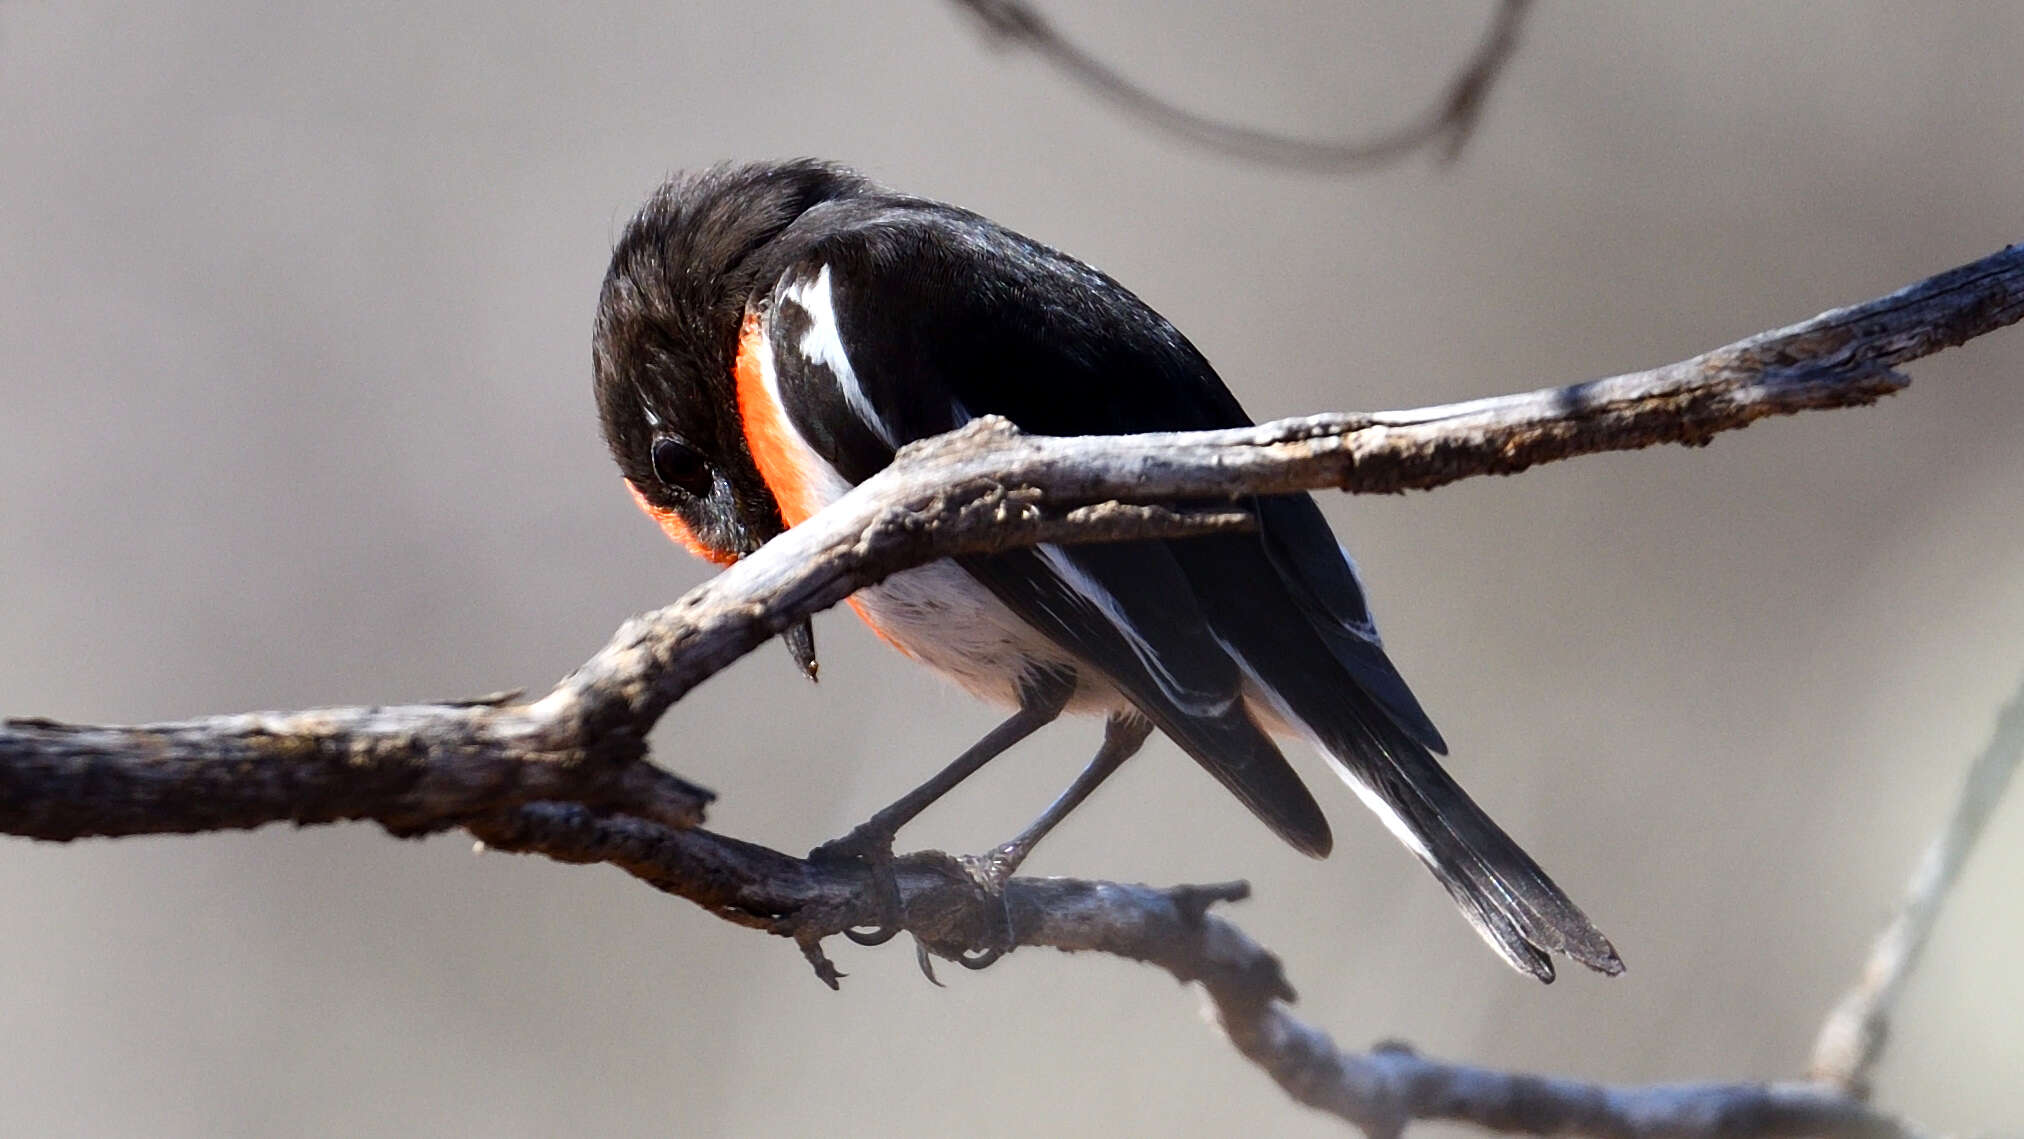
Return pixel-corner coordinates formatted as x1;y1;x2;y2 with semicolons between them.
6;242;2021;1136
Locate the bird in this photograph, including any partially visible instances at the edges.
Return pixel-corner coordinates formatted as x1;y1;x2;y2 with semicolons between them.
591;159;1621;982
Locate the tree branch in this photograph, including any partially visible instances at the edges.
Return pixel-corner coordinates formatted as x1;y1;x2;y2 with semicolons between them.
466;805;1932;1139
5;243;2022;1136
546;241;2022;735
0;696;713;840
950;0;1536;169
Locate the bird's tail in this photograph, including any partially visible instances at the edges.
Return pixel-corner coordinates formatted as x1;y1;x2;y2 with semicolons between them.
1308;706;1622;981
1217;637;1622;980
1171;497;1620;980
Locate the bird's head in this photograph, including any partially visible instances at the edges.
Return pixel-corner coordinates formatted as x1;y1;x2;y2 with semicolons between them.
593;159;873;677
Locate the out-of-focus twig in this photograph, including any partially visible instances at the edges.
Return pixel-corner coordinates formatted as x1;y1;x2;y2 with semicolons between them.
949;0;1533;169
1808;672;2024;1096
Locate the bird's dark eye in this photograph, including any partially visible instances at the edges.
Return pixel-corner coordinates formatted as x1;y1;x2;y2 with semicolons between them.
651;435;711;496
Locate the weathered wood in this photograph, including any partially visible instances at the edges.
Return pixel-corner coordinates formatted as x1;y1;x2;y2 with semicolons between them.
470;804;1925;1139
6;241;2020;1139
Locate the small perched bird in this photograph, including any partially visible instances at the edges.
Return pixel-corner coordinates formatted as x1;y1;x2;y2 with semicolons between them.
593;160;1620;981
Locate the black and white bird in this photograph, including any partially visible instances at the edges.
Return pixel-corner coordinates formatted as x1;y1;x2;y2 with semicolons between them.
593;160;1620;981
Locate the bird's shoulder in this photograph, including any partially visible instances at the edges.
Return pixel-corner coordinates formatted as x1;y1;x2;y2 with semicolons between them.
748;198;1257;465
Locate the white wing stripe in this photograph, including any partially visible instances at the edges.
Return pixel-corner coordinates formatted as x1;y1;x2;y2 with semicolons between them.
1036;543;1236;718
1216;634;1435;864
750;309;856;511
780;264;896;448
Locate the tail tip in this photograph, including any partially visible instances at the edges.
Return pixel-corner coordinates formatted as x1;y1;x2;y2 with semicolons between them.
1504;929;1625;983
1583;942;1626;977
1562;923;1625;978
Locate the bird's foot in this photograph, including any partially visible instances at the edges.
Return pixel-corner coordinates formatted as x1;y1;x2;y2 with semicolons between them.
942;841;1026;970
808;824;906;946
808;829;1031;974
959;841;1024;895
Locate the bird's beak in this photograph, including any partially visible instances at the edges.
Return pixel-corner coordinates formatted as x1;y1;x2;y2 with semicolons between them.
783;617;819;682
712;483;815;681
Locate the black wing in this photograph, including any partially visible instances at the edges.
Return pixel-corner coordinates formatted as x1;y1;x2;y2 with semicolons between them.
753;197;1618;979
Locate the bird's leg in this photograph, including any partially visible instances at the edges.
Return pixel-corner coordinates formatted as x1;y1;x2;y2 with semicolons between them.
810;682;1070;862
810;671;1072;946
954;712;1154;970
973;712;1153;888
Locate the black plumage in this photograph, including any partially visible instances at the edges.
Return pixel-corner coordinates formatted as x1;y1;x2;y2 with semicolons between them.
593;160;1620;980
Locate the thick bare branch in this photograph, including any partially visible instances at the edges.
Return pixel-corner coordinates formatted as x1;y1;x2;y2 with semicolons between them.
950;0;1535;169
467;804;1928;1139
0;500;1249;843
4;243;2020;1137
0;698;712;840
546;241;2024;731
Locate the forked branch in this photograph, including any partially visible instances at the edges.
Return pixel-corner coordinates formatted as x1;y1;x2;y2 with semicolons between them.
5;243;2022;1136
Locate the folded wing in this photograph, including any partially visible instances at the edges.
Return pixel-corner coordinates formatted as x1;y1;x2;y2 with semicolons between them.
749;197;1618;978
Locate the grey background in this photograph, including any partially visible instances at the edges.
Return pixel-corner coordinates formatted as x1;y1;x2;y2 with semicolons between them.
5;3;2022;1136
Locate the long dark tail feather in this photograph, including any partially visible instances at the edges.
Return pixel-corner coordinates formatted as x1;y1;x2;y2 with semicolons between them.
1252;495;1448;753
1173;530;1621;981
1143;703;1334;859
959;547;1334;859
1332;713;1623;981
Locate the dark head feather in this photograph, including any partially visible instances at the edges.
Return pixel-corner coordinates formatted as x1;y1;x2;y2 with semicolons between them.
593;160;873;560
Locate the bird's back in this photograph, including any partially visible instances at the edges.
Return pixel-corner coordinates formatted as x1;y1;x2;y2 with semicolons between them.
735;178;1619;979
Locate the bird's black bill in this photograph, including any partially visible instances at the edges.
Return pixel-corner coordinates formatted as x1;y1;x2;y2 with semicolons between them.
783;618;819;681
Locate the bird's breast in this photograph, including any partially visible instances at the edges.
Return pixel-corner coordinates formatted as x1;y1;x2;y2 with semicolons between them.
848;560;1110;709
735;313;850;527
736;303;1117;712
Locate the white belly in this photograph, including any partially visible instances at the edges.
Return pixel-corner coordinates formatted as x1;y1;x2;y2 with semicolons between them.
852;559;1120;712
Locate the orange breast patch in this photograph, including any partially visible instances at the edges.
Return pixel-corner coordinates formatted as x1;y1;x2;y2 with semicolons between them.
734;311;905;653
734;314;825;527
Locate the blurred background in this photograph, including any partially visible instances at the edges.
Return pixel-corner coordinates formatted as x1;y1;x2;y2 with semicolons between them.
4;2;2022;1135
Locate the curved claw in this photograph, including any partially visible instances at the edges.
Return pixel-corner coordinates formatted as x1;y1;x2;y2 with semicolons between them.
844;923;902;947
811;826;907;946
944;857;1019;971
955;943;1008;970
913;939;945;987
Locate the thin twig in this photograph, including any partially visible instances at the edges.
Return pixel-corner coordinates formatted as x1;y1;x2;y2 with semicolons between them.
950;0;1534;169
1808;671;2024;1096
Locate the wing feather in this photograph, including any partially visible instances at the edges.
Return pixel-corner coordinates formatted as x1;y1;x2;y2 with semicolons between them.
745;199;1616;976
